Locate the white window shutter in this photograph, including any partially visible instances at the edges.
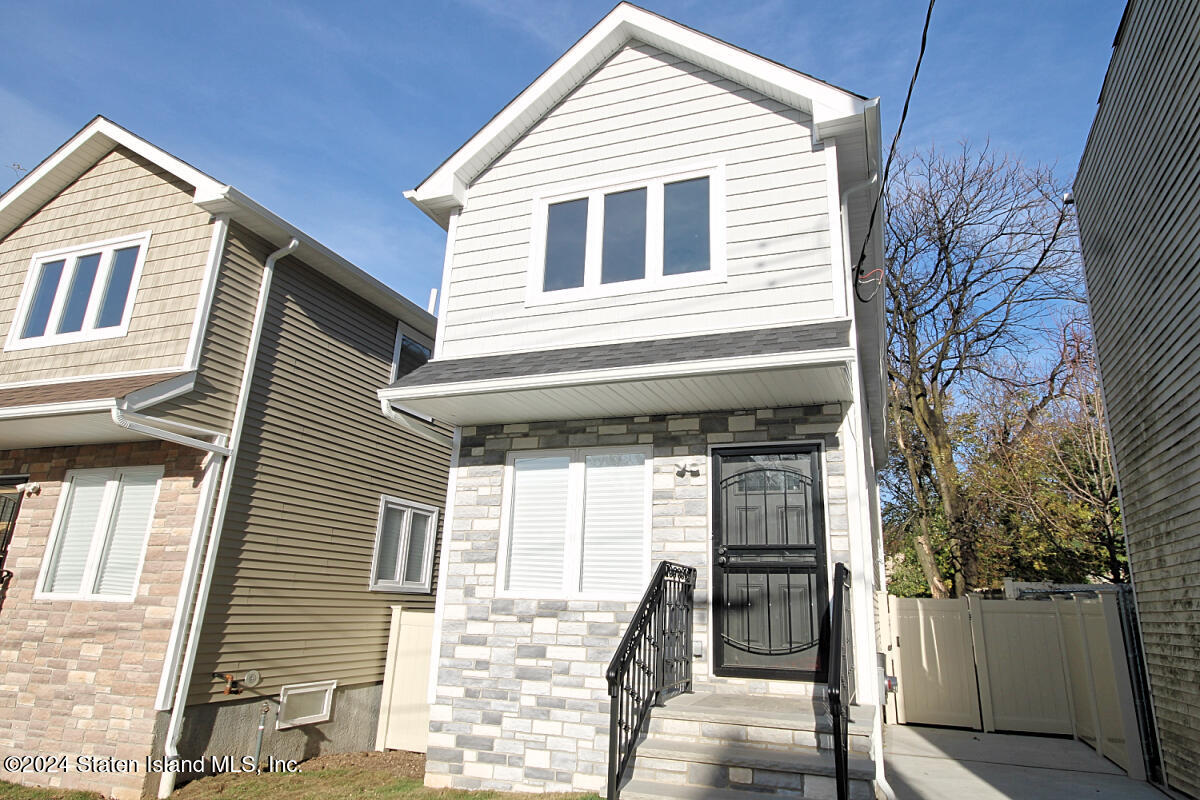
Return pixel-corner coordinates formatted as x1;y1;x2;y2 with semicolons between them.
94;471;159;597
44;472;109;593
580;453;647;594
506;457;570;591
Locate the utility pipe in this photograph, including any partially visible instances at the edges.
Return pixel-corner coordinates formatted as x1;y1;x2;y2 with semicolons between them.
158;238;299;799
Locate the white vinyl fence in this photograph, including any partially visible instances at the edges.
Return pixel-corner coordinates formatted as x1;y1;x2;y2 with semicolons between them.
879;592;1145;779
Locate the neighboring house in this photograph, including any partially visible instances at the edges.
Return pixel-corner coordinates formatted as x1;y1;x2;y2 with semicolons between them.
0;118;450;800
1075;2;1200;798
380;4;887;796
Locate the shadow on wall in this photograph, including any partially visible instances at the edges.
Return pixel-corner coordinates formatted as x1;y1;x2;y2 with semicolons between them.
173;683;381;781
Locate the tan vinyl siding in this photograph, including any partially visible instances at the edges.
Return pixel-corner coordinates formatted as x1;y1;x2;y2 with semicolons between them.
440;41;834;359
189;244;451;702
0;147;211;382
153;223;265;433
1074;1;1200;795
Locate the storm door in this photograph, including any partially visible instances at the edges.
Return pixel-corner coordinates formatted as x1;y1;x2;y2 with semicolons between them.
712;445;828;680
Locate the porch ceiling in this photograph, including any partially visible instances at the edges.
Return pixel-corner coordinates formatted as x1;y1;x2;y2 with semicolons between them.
0;410;154;449
381;353;854;426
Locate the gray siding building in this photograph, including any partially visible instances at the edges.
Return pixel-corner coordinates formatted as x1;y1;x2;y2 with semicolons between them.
1075;1;1200;797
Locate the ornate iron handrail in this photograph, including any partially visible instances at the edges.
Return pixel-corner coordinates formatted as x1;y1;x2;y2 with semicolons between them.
606;560;696;800
827;562;854;800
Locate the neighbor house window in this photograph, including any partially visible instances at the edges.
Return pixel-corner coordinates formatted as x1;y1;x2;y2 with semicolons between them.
277;680;337;729
501;447;650;598
370;496;437;593
529;166;725;304
5;232;151;350
37;467;162;602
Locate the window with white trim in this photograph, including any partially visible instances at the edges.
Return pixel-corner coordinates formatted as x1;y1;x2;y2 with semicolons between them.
5;232;151;350
370;496;437;593
37;466;162;602
277;680;336;729
502;448;651;598
528;166;725;305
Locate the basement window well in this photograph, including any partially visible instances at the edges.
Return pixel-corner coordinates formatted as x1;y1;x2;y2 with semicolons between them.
277;680;337;729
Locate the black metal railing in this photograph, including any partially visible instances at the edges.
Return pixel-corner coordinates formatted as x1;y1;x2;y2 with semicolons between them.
827;562;854;800
606;560;696;800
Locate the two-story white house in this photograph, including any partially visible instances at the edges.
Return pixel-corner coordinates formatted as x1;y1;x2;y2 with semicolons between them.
379;5;887;797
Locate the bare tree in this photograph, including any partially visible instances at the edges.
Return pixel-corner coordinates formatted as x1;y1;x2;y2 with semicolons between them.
885;143;1082;595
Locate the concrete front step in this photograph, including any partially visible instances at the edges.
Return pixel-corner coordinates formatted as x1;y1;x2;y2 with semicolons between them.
630;736;875;790
649;691;874;754
621;777;871;800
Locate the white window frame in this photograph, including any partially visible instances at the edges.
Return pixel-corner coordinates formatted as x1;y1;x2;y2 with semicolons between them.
34;465;163;603
4;231;152;351
276;680;337;729
525;162;727;306
389;320;433;383
369;495;438;593
496;446;653;601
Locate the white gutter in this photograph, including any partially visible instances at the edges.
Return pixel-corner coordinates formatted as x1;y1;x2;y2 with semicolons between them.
110;408;231;457
380;399;454;448
157;237;299;799
154;451;223;710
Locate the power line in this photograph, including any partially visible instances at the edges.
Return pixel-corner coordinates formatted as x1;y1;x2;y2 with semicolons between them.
854;0;937;304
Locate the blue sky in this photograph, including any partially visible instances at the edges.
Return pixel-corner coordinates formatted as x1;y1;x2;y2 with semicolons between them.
0;1;1124;306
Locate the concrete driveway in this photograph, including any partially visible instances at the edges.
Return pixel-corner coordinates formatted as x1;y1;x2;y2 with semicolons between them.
884;725;1168;800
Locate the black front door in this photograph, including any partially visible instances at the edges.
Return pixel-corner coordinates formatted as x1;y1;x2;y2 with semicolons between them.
712;444;829;680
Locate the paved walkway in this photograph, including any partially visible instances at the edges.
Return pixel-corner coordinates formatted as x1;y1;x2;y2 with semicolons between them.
884;725;1167;800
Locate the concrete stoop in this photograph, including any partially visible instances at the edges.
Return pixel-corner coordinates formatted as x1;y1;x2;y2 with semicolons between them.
620;691;876;799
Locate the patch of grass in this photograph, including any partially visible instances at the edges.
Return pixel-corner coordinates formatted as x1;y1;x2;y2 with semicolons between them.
173;768;600;800
0;782;105;800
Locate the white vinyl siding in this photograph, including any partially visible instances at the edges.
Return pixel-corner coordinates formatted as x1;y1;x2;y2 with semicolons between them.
370;496;438;593
440;42;834;358
502;448;650;598
38;467;162;601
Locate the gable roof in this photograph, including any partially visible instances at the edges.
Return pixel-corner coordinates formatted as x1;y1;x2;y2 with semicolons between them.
0;116;434;334
406;2;874;227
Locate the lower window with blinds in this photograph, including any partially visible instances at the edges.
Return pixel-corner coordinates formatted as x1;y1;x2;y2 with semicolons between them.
36;466;163;602
370;496;438;593
500;447;651;599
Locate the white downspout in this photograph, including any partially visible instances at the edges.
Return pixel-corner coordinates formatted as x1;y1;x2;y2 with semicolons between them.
157;237;299;799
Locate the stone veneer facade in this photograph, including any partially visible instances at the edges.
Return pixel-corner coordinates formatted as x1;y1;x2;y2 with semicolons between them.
426;405;850;793
0;441;206;800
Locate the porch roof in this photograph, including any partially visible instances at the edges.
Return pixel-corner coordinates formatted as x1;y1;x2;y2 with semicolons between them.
379;321;856;426
0;372;191;449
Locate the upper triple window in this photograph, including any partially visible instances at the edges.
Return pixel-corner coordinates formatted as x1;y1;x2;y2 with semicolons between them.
5;232;150;350
529;166;725;304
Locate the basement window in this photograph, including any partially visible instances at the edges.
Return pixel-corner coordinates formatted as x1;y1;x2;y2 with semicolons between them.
277;680;337;729
5;232;151;351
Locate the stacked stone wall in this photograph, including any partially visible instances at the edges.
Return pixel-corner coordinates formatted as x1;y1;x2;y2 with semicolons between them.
427;405;849;792
0;441;204;800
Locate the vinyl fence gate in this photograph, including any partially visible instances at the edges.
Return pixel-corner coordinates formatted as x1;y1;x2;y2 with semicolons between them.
880;591;1160;781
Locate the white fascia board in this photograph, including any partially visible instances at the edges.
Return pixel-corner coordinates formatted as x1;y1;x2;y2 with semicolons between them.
379;347;858;403
194;186;436;338
0;116;224;242
0;398;116;420
408;2;868;224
